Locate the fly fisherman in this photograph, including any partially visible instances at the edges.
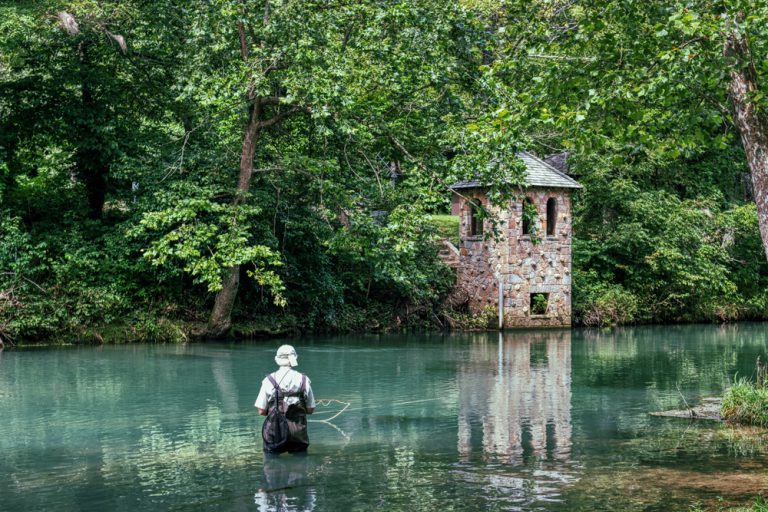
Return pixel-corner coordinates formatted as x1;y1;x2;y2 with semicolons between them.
255;345;316;454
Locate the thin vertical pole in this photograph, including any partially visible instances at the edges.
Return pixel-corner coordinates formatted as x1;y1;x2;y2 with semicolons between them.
498;278;504;330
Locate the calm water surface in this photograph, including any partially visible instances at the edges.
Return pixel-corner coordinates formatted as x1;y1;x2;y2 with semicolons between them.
2;324;768;511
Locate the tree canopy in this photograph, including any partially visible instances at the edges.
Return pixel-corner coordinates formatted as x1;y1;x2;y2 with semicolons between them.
2;0;767;342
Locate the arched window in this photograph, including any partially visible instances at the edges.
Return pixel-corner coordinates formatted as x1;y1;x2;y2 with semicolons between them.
522;197;536;236
546;197;557;236
469;199;483;237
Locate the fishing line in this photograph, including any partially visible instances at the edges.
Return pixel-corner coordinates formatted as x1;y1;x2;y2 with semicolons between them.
391;398;441;407
308;399;350;423
307;399;352;440
331;397;442;414
308;397;441;418
268;396;443;443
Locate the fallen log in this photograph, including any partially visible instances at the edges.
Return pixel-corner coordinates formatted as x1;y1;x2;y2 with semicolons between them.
649;398;722;421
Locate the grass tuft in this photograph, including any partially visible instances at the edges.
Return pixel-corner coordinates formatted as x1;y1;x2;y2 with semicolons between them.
721;377;768;428
690;496;768;512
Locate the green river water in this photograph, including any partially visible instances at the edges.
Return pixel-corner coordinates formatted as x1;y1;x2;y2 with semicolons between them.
2;324;768;511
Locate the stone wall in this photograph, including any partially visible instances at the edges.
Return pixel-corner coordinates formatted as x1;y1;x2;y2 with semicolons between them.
452;188;574;327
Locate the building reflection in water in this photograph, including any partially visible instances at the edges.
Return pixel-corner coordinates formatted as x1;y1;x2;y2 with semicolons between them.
457;330;572;464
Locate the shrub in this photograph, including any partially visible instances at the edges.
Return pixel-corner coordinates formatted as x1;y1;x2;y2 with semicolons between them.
722;368;768;428
574;269;639;326
445;305;498;330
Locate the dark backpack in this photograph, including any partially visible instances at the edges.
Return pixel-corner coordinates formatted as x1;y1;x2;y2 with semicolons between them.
261;374;308;453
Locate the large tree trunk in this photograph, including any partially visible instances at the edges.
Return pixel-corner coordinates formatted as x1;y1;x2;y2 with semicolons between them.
76;42;109;219
206;13;305;337
57;15;108;219
725;27;768;261
206;100;262;337
207;266;241;337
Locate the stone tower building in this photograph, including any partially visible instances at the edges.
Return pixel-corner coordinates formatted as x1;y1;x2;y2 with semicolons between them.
450;152;581;328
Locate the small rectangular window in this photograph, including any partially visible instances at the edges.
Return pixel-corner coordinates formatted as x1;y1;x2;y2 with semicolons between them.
530;293;549;315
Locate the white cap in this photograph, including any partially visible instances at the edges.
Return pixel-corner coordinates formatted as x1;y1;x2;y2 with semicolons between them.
275;344;298;367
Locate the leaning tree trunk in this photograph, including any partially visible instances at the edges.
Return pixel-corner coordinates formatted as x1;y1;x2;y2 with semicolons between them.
206;12;306;337
725;26;768;262
207;266;241;337
206;100;262;338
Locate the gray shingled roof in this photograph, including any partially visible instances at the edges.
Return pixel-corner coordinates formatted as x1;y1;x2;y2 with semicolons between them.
450;151;582;190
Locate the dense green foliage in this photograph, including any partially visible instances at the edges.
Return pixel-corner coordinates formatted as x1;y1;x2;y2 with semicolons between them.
2;0;768;342
1;0;477;342
572;150;768;325
470;0;768;325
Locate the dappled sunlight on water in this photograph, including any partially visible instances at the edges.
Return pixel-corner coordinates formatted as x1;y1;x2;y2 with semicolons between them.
1;324;767;510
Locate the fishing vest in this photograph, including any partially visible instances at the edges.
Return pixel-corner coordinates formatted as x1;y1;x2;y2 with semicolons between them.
261;373;310;453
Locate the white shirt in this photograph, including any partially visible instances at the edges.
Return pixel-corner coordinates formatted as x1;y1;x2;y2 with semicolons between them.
254;367;316;410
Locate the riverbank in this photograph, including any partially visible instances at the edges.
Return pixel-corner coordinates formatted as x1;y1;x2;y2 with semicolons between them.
7;316;768;347
5;315;307;347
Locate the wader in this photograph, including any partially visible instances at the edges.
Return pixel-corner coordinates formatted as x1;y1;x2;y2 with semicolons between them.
263;374;310;454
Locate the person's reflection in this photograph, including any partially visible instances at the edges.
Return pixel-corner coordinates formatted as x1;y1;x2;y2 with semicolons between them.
458;330;572;463
254;454;316;511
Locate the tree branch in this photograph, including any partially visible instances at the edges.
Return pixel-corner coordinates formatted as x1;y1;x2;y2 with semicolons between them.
387;135;474;205
526;53;595;62
0;273;48;294
259;96;285;106
258;105;309;129
238;22;249;62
